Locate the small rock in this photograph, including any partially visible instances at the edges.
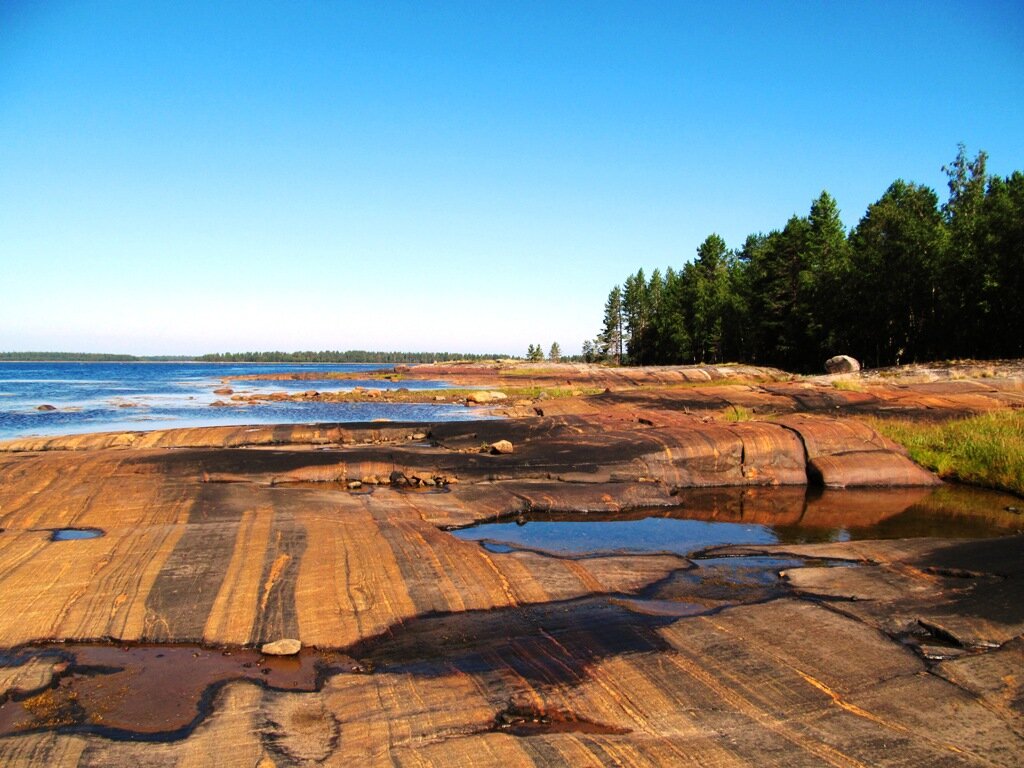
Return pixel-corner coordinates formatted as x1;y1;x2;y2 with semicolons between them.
434;395;446;401
412;432;427;440
490;440;514;454
37;404;57;411
213;387;233;395
1006;505;1020;514
347;480;362;489
825;355;861;374
209;400;230;408
261;638;301;656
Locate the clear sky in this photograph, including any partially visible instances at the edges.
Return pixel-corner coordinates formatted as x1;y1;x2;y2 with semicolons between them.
1;1;1021;356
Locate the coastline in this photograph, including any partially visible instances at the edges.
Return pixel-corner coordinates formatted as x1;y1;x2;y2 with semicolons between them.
0;362;1021;765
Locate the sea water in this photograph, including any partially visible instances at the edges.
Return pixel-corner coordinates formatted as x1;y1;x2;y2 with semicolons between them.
0;361;482;439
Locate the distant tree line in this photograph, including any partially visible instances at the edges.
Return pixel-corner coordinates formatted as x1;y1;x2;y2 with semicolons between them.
0;351;510;364
588;146;1023;371
0;352;190;362
196;350;509;363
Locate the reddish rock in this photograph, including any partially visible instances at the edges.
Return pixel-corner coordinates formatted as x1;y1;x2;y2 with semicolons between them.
809;451;942;488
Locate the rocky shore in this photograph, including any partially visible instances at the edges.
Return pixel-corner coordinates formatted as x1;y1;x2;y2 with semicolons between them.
0;363;1020;766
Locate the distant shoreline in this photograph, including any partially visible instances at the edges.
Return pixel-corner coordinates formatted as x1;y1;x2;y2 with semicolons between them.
0;359;392;365
0;353;510;364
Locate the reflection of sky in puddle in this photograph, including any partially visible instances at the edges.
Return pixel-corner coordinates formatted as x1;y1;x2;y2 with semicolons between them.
50;528;104;541
458;518;776;557
455;488;1022;557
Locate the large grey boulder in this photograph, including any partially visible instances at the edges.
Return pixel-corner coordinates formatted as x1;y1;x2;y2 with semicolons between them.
825;355;861;374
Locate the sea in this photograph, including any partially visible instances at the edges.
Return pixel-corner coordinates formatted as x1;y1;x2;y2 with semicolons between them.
0;362;484;440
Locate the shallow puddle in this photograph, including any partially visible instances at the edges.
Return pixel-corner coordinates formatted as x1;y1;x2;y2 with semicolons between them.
452;485;1023;557
49;528;104;541
0;644;354;739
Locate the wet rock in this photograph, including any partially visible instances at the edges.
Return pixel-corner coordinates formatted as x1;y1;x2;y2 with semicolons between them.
209;400;230;408
36;404;57;411
213;387;233;395
825;355;861;373
261;639;301;656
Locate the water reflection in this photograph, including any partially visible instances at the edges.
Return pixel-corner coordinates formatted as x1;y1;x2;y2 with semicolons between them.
454;485;1023;556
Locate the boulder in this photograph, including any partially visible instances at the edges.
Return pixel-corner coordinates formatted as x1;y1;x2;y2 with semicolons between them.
490;440;514;455
213;387;233;395
261;638;301;656
466;391;508;404
825;355;861;374
36;404;57;412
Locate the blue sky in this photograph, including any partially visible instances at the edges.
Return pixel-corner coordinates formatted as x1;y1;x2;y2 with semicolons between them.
1;1;1021;355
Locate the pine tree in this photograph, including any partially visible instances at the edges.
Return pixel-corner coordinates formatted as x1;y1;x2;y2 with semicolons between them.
940;145;989;357
600;286;624;364
807;191;851;356
549;342;561;362
692;234;729;362
622;269;649;364
581;339;595;362
849;181;944;366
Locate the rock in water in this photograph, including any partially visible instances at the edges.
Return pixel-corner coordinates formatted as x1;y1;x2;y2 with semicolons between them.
262;638;301;656
825;355;860;374
490;440;514;454
36;404;57;411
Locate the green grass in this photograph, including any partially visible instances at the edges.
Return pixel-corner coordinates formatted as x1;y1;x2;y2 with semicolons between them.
724;405;753;422
866;411;1024;496
831;378;863;391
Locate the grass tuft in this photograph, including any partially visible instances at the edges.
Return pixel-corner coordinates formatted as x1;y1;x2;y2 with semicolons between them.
724;405;753;422
831;378;863;391
865;411;1024;496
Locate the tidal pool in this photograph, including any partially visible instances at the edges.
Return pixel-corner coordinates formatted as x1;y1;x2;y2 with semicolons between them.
452;485;1023;557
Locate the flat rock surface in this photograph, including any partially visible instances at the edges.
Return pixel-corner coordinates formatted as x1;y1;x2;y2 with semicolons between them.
0;365;1021;765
